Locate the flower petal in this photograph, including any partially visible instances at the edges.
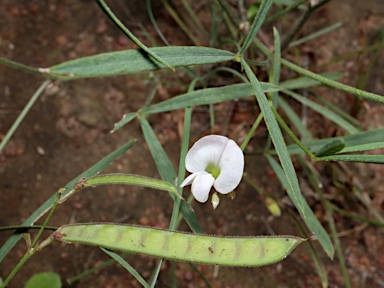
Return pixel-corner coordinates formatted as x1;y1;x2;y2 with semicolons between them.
214;139;244;194
185;135;229;173
180;172;199;187
191;171;215;203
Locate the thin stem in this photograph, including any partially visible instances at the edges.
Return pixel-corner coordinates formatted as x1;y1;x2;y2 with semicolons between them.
1;250;33;287
146;0;170;46
0;80;50;153
217;0;241;28
326;208;352;288
240;113;263;151
239;0;274;55
266;0;308;23
96;0;174;71
281;0;331;50
0;225;57;232
0;57;43;75
31;191;62;248
161;0;201;46
281;59;384;104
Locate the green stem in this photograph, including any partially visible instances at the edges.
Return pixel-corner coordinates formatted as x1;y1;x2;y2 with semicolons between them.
266;0;308;23
0;225;57;232
281;0;330;50
271;106;316;159
1;250;33;288
0;80;50;153
96;0;174;71
326;208;352;288
0;57;42;75
0;192;61;287
240;113;263;151
31;191;62;248
328;203;384;227
239;0;274;55
252;38;384;104
161;0;201;46
281;59;384;104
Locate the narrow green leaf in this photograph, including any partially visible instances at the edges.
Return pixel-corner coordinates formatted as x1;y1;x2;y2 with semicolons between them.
271;105;315;159
267;156;334;258
313;94;361;128
112;112;136;132
282;89;360;134
316;154;384;164
53;224;305;267
139;117;177;183
314;139;345;157
289;22;343;48
241;58;305;216
67;253;130;285
338;142;384;154
141;83;279;114
282;128;384;155
277;97;313;142
101;248;149;288
269;27;281;108
139;116;202;233
0;139;135;264
279;72;342;90
97;0;173;71
281;58;384;104
239;0;274;55
111;82;279;133
49;47;235;79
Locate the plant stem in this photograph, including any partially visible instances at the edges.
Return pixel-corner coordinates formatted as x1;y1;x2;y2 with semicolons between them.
281;59;384;103
0;80;50;153
1;250;33;288
281;0;331;50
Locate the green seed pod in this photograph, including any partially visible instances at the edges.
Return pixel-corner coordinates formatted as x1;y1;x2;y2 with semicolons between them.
315;139;345;157
52;224;305;267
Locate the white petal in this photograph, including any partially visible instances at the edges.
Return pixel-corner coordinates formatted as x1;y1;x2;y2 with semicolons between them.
180;172;199;187
191;171;215;203
185;135;229;173
214;139;244;194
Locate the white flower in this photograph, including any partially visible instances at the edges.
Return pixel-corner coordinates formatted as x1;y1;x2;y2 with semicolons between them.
180;135;244;203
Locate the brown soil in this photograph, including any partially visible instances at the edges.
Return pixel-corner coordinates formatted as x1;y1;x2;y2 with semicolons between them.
1;1;384;287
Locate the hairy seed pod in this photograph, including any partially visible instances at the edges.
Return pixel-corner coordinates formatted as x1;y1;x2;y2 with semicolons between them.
52;223;305;267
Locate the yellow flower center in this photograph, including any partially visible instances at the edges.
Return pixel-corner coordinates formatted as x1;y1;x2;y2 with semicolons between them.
206;163;221;179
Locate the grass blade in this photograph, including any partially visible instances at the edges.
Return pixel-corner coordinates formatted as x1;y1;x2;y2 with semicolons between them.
97;0;173;71
141;83;279;114
316;154;384;164
101;248;149;288
281;58;384;104
139;116;202;233
282;128;384;155
279;72;342;90
241;58;305;218
282;89;360;134
267;156;334;258
49;47;235;79
0;80;50;153
239;0;274;55
277;97;313;142
289;22;343;48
